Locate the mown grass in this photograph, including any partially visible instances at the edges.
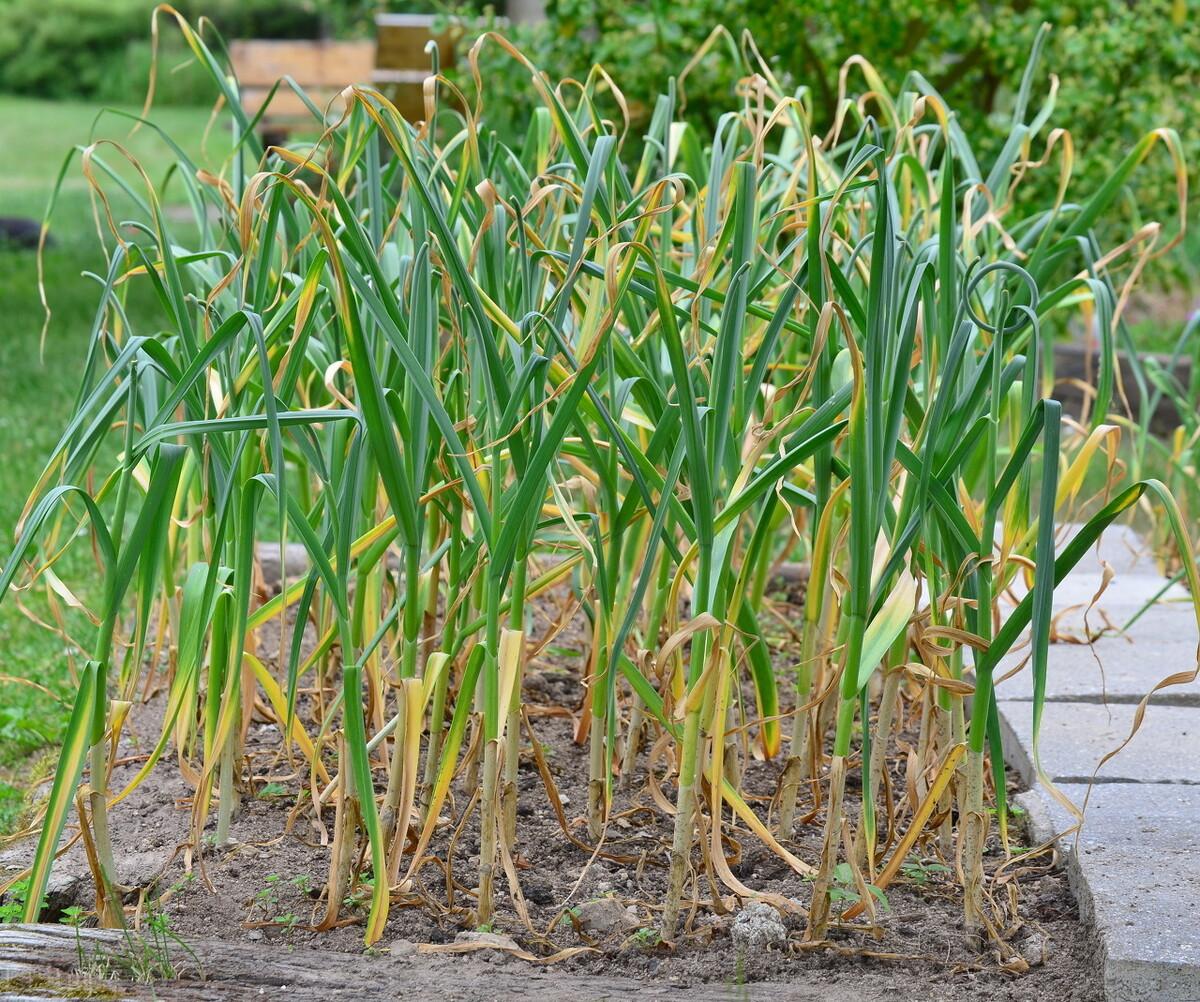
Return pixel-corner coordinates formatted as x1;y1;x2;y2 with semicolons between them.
0;95;212;827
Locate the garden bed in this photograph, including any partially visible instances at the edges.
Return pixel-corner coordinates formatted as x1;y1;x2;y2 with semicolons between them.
0;578;1101;1001
6;16;1183;1002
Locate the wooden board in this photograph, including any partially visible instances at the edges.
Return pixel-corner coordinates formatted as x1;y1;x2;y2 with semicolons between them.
372;14;462;122
0;924;829;1001
230;40;374;125
375;14;461;74
229;39;375;90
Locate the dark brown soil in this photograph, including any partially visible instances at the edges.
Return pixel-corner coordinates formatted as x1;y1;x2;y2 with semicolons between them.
0;576;1103;1001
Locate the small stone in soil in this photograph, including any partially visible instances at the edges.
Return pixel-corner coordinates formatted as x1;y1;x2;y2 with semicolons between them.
577;897;640;936
43;869;85;916
117;851;163;890
730;901;788;951
1020;930;1050;967
522;873;555;905
455;930;520;953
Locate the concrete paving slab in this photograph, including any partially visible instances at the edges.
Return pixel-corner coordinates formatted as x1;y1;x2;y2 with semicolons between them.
994;634;1200;703
1050;600;1197;643
998;700;1200;786
1016;783;1200;1002
1005;563;1147;598
1000;559;1192;638
999;526;1200;1000
1057;523;1157;576
1116;600;1200;639
1053;575;1187;610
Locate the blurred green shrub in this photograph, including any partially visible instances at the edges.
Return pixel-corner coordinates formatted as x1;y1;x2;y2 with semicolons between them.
0;0;148;100
463;0;1196;253
0;0;324;104
1;0;1192;267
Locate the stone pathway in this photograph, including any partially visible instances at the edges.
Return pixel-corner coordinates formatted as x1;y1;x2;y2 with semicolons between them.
994;524;1200;1001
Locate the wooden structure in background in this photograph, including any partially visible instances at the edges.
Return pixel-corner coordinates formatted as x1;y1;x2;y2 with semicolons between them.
228;14;497;137
229;39;375;136
372;14;463;122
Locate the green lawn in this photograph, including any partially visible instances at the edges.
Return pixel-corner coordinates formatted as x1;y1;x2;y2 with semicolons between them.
0;95;214;827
